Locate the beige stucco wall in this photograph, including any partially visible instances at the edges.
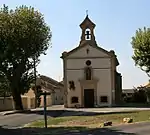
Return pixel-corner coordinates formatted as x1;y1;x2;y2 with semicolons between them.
23;88;53;107
0;97;15;111
66;70;83;107
95;69;112;106
0;96;35;111
0;88;53;111
65;45;112;107
21;96;29;110
0;96;31;111
67;58;111;69
0;96;52;111
66;69;112;107
53;88;64;105
40;95;52;107
24;89;35;97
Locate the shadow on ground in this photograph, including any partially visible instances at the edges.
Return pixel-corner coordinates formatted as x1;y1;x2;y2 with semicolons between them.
22;109;138;118
0;126;136;135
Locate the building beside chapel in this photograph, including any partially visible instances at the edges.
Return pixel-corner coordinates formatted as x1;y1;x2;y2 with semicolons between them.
61;15;122;108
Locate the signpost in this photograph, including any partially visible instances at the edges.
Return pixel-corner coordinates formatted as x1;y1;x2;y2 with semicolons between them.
41;91;51;128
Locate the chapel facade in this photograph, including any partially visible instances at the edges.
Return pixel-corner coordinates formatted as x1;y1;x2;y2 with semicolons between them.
61;15;122;108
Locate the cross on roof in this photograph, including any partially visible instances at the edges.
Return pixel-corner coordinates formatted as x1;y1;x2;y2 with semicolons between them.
86;10;88;16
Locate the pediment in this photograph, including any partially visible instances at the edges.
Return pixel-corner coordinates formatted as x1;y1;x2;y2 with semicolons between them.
62;44;112;59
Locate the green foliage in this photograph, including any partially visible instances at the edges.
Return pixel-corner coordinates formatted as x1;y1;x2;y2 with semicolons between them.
0;71;11;97
132;86;147;103
0;5;52;109
136;86;150;102
131;27;150;76
123;86;150;103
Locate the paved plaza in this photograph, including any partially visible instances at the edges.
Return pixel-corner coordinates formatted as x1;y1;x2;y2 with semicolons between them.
0;105;150;134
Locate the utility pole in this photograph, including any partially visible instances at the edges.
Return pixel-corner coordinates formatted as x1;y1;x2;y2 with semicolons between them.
33;46;38;108
33;56;37;108
33;45;50;108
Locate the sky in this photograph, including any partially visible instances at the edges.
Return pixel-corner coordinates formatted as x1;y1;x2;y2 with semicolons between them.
1;0;150;88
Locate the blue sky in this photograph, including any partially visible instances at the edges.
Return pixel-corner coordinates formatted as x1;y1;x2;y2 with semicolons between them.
1;0;150;88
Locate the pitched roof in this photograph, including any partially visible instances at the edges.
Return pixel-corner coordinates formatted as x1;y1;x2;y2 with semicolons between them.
40;75;60;86
80;15;96;28
61;43;119;66
61;42;111;58
36;75;63;91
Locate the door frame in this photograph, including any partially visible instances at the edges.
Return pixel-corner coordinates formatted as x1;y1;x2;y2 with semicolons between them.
79;79;98;107
84;89;94;108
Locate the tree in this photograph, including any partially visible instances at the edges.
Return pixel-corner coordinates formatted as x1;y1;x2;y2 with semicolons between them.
132;86;147;103
131;27;150;77
0;5;52;110
0;71;11;97
135;85;150;103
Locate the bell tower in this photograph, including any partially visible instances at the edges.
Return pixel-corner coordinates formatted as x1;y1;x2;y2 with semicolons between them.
79;12;97;46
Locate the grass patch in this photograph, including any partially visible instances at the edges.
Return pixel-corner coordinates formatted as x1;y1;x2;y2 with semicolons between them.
27;110;150;128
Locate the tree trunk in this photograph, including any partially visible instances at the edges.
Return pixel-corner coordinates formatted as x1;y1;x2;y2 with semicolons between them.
12;88;23;110
5;72;24;110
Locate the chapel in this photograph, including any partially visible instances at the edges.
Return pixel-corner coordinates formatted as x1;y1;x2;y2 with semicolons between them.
61;15;122;108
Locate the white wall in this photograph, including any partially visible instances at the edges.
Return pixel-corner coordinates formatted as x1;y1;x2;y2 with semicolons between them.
66;70;83;106
66;58;112;107
94;69;112;106
67;58;111;69
65;44;112;107
53;88;64;105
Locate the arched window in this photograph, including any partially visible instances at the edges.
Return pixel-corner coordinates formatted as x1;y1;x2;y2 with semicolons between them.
71;97;79;103
85;28;91;40
85;67;92;80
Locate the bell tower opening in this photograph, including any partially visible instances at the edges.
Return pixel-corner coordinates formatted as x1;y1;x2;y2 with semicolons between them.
79;13;97;46
85;28;91;40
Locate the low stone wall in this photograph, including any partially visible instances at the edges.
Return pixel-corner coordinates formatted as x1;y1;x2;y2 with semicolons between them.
0;95;53;111
0;97;15;111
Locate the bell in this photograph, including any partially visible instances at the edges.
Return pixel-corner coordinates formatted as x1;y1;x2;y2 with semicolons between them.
85;30;91;40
